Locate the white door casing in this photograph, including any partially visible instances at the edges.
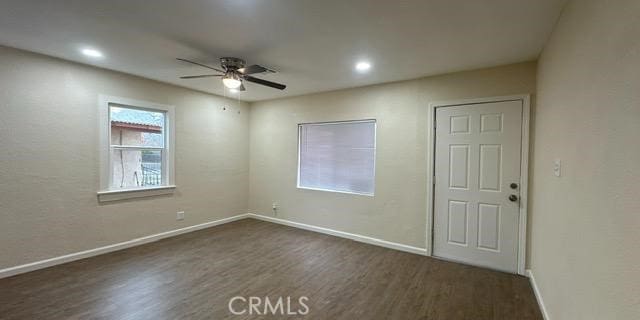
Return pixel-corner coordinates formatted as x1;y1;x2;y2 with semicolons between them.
432;100;523;273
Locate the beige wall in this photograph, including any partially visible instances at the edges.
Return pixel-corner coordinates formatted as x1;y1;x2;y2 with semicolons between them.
530;0;640;319
249;62;536;250
0;46;250;269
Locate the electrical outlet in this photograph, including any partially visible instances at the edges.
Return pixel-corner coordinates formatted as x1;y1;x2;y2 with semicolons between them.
176;211;185;221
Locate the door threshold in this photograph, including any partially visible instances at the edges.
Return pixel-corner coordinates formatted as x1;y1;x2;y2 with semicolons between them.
430;254;522;276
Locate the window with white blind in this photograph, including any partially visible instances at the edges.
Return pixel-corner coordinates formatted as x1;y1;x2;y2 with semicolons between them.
297;120;376;196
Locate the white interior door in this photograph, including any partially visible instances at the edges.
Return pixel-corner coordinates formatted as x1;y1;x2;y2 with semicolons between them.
433;100;523;273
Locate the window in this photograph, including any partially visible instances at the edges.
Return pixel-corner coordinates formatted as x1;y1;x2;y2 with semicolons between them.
297;120;376;196
110;106;165;189
98;96;175;201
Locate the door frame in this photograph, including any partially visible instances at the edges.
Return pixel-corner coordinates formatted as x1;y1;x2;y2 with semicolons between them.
425;94;530;275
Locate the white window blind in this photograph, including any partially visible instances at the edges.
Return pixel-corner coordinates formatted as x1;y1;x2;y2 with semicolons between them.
297;120;376;196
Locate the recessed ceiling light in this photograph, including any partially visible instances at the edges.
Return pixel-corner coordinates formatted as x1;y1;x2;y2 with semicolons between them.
355;61;371;72
81;48;103;58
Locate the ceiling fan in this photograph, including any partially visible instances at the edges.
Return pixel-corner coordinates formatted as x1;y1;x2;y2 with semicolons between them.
177;57;286;91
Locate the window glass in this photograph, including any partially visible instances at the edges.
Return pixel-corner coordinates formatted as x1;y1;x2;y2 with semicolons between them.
109;105;166;189
110;106;164;147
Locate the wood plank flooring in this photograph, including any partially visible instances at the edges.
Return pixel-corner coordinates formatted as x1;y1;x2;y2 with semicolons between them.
0;219;542;320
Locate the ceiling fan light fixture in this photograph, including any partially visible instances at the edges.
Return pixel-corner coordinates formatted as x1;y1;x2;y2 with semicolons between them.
177;57;286;91
222;73;242;89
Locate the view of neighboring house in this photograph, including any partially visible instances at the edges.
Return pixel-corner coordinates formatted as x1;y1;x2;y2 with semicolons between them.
110;106;164;188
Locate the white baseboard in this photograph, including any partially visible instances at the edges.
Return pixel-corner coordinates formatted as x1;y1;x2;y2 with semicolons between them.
0;213;250;279
527;269;550;320
248;213;428;256
1;213;428;279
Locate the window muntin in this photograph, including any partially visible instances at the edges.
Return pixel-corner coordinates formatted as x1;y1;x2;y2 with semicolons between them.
297;120;376;196
109;105;166;189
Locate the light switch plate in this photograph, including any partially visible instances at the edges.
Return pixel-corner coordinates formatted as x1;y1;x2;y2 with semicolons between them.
553;159;561;177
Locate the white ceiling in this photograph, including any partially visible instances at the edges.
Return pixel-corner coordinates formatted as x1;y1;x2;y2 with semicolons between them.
0;0;566;101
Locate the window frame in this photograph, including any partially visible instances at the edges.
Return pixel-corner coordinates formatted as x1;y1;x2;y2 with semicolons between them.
97;95;176;202
296;119;377;197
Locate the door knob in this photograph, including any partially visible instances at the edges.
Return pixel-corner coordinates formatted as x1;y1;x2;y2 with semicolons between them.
509;194;518;202
510;183;518;189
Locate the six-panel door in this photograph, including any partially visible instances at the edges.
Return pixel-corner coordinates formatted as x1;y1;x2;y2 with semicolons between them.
433;100;523;273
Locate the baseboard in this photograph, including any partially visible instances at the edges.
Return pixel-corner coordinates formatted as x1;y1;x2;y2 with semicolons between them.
1;213;428;279
247;213;428;256
526;269;550;320
0;213;250;279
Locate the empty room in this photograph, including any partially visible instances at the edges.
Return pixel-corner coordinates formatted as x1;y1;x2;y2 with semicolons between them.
0;0;638;319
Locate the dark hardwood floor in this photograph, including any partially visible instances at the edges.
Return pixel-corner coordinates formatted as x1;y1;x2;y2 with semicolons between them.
0;219;542;320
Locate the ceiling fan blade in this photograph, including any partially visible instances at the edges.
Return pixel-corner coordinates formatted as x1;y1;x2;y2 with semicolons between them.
243;75;286;90
239;64;269;75
176;58;225;73
180;74;222;79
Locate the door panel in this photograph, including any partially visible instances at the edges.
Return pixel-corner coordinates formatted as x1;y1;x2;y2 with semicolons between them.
479;144;501;191
477;203;500;251
449;145;469;189
433;100;522;273
447;200;468;245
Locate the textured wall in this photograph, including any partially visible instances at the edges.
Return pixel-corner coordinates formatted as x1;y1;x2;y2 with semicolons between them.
530;0;640;318
0;46;250;269
249;62;536;250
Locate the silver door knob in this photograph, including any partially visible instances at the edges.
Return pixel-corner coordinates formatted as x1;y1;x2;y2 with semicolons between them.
509;194;518;202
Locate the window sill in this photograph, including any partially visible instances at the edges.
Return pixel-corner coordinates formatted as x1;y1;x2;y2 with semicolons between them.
97;185;176;202
297;186;374;197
